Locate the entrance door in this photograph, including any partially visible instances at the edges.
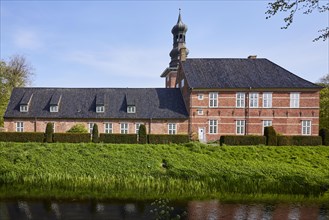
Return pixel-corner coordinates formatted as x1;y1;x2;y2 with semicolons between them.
198;128;205;142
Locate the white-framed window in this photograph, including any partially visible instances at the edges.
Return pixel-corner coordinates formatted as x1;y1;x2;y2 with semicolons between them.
20;105;28;112
263;120;272;134
249;93;259;108
50;105;59;113
16;122;24;132
290;93;300;108
209;120;218;134
263;93;272;108
127;106;136;113
236;120;245;135
181;79;185;88
236;92;245;108
135;123;141;134
302;120;311;135
96;105;104;113
197;109;203;115
168;123;176;135
88;123;95;134
209;92;218;107
120;123;128;134
197;94;204;100
104;123;112;134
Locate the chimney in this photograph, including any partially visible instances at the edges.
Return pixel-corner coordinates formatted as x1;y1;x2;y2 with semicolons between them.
248;55;257;59
180;47;187;62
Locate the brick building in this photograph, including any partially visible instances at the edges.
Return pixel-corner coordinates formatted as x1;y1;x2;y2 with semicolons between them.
4;12;322;142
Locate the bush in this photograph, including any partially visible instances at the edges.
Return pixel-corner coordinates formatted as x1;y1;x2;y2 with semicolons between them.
0;132;44;142
45;123;54;143
277;136;323;146
148;134;189;144
138;124;147;144
92;124;99;143
100;134;137;144
264;126;277;146
319;128;329;146
67;124;88;133
220;135;266;146
53;133;91;143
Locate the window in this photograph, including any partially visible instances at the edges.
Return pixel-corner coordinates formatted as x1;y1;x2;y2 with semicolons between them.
120;123;128;134
16;122;24;132
197;109;203;115
236;92;245;108
50;105;59;113
104;123;112;134
96;105;104;113
197;94;204;100
127;106;136;113
88;123;94;134
209;120;218;134
290;93;300;108
263;120;272;134
181;79;184;88
135;123;141;134
249;93;258;108
168;123;176;134
302;120;311;135
236;120;245;135
263;93;272;108
176;83;179;88
20;105;28;112
209;92;218;107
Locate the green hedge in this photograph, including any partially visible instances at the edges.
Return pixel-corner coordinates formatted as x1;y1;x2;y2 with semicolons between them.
100;134;137;144
277;136;322;146
220;135;266;146
319;128;329;146
148;134;189;144
0;132;44;142
53;133;91;143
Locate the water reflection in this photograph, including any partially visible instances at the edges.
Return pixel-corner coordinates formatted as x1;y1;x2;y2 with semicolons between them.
0;199;328;220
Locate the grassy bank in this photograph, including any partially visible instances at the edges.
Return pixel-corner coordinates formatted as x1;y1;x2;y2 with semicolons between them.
0;142;328;200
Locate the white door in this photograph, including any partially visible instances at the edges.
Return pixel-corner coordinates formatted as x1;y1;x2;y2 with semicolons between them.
198;128;205;142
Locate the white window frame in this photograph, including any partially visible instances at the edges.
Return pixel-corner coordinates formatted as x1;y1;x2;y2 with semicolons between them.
135;123;141;134
50;105;59;113
290;93;300;108
197;109;203;115
181;79;184;88
104;123;112;134
236;92;245;108
209;120;218;134
263;93;272;108
197;94;204;100
209;92;218;108
20;105;28;112
16;122;24;132
302;120;311;135
262;120;272;135
88;123;95;134
96;105;104;113
168;123;176;135
127;106;136;113
249;93;259;108
120;123;128;134
236;120;245;135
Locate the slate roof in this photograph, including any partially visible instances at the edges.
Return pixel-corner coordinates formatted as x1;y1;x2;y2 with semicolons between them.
182;58;322;89
4;88;189;119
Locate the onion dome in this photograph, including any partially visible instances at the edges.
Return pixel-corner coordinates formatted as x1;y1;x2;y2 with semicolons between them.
171;11;188;34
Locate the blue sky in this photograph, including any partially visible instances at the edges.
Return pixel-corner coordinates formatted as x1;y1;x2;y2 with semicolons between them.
1;1;328;88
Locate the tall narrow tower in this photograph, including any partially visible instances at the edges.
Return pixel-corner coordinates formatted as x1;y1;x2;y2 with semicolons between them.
161;10;188;88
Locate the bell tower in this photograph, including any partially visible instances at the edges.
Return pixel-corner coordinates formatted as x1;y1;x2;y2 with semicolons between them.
161;9;189;88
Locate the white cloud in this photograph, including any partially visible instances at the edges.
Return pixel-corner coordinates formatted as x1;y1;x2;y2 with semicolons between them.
13;29;43;50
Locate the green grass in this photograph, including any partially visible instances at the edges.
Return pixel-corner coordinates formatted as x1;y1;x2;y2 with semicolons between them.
0;142;329;201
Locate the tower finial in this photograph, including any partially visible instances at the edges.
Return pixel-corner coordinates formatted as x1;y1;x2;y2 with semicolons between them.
179;8;181;14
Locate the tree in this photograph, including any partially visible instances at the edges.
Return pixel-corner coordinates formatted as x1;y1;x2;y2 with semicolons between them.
67;124;88;133
266;0;329;41
317;74;329;130
92;124;99;143
45;123;54;143
138;124;147;144
0;55;34;126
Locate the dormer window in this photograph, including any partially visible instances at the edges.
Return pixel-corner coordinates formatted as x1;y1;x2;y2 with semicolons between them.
50;105;59;113
96;105;105;113
20;105;28;112
127;106;136;113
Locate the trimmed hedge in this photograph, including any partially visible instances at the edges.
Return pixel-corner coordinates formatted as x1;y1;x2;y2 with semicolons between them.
53;133;91;143
148;134;189;144
0;132;44;142
319;128;329;146
220;135;266;146
264;126;277;146
138;124;147;144
100;134;138;144
277;136;322;146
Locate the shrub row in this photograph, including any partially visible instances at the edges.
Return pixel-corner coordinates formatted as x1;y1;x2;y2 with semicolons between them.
319;128;329;146
219;135;266;146
53;133;91;143
0;132;44;142
148;134;189;144
277;136;322;146
100;134;138;144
